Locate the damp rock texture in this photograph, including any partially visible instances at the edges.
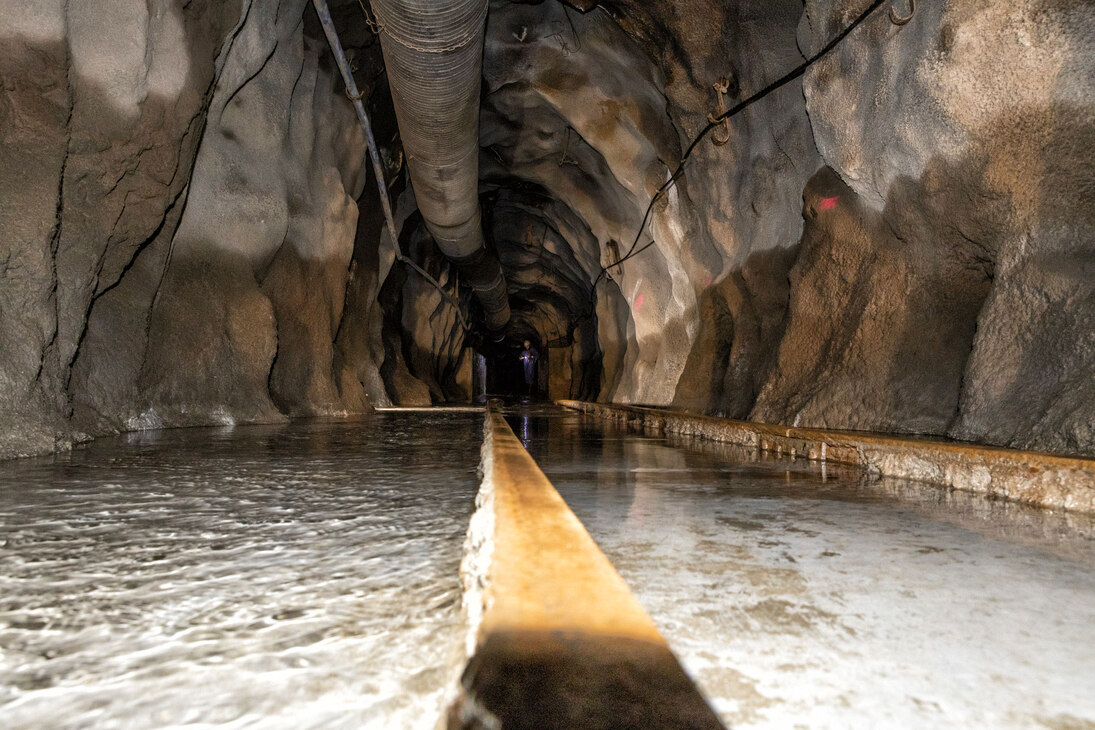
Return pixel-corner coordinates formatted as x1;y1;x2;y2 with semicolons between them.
0;0;395;457
1;0;247;456
1;0;1093;458
478;0;1094;454
479;0;817;407
133;0;370;427
482;0;1094;455
752;0;1095;453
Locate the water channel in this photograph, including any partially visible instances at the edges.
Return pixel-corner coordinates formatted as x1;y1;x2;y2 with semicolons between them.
509;405;1095;729
0;413;482;729
3;405;1095;728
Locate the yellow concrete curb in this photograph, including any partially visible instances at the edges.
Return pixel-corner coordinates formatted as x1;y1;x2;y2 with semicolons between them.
448;408;724;729
557;400;1095;515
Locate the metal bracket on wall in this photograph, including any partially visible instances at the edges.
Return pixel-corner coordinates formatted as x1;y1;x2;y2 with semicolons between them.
890;0;915;26
707;79;732;147
559;127;580;167
547;4;582;57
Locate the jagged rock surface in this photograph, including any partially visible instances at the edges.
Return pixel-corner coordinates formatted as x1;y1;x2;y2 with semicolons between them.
1;0;246;455
1;0;1092;458
0;0;390;456
751;0;1095;452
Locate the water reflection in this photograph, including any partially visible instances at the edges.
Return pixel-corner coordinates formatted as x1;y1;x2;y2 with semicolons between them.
509;405;1095;729
518;412;532;449
0;414;482;729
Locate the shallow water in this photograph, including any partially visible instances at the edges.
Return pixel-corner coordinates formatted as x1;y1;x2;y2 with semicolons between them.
510;406;1095;729
0;414;482;730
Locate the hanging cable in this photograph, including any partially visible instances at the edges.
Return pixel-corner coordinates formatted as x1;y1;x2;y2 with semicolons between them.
590;0;890;298
312;0;471;333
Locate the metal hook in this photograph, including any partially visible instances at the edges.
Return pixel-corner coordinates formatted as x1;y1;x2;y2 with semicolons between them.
890;0;915;26
707;79;732;147
559;127;580;167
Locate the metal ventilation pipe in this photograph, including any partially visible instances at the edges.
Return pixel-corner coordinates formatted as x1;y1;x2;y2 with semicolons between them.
370;0;511;337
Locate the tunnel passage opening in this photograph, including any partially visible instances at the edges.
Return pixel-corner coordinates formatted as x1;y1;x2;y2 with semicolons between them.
324;0;634;407
476;337;548;401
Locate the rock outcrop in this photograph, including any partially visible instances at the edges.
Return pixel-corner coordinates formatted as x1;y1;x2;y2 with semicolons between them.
753;0;1095;453
1;0;1092;458
0;0;391;457
2;0;247;455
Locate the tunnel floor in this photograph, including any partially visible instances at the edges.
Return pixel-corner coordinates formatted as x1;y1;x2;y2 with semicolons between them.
1;407;1094;728
0;414;481;730
508;405;1095;729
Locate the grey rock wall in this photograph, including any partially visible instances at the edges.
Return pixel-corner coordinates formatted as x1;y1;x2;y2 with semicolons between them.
138;0;368;427
0;0;387;458
1;0;246;456
481;0;1093;454
481;0;816;406
381;0;1094;455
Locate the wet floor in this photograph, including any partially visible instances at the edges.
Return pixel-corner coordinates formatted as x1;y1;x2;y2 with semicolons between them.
509;406;1095;729
0;414;482;730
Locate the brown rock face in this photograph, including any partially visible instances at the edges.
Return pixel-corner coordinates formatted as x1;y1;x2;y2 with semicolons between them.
751;164;997;435
780;0;1095;450
0;0;1092;456
1;0;246;454
1;1;389;455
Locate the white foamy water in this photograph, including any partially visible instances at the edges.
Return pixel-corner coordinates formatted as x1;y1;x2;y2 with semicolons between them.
0;414;483;729
513;406;1095;730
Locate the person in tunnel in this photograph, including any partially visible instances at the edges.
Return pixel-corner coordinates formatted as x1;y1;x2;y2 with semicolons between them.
519;340;539;398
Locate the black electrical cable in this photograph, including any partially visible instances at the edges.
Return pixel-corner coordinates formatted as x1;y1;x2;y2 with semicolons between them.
589;0;890;298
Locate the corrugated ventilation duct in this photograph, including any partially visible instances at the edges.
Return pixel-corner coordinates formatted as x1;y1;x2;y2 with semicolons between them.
370;0;511;338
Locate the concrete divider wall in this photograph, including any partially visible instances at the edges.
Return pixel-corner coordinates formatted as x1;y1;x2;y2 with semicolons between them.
557;401;1095;515
448;409;724;729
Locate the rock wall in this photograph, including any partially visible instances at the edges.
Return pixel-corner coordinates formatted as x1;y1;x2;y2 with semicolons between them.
486;0;1094;455
133;0;369;427
480;0;816;406
1;0;1092;458
0;0;391;458
1;0;246;456
753;0;1095;454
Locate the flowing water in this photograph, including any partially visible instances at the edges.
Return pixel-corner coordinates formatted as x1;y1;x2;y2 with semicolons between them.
0;414;483;730
510;406;1095;729
6;403;1095;729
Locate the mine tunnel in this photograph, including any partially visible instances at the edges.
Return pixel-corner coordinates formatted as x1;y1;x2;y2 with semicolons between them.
1;0;1094;727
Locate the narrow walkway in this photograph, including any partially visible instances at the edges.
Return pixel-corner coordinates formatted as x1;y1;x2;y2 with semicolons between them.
558;400;1095;513
455;407;722;728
